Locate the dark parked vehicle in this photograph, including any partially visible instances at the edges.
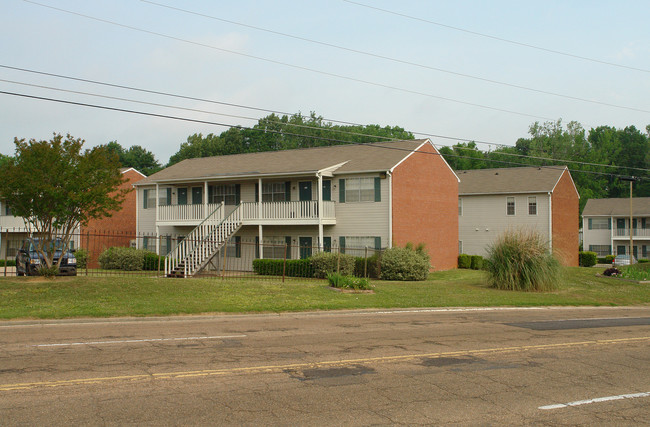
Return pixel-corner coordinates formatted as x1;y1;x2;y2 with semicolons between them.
15;238;77;276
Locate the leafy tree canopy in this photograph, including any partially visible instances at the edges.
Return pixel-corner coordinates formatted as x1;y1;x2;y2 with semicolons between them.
104;141;161;176
0;134;129;270
166;112;414;166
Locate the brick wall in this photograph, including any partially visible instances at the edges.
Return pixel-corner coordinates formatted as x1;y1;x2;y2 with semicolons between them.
552;169;579;266
81;169;145;267
391;141;459;270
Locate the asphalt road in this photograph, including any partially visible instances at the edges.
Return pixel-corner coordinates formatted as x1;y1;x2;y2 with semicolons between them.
0;306;648;426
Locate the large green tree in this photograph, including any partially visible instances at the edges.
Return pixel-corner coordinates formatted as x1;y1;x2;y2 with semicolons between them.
0;134;129;272
166;112;414;166
105;141;161;176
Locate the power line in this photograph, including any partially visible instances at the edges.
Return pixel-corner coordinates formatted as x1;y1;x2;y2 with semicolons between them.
344;0;650;74
140;0;650;114
22;0;554;121
1;89;645;181
4;76;650;173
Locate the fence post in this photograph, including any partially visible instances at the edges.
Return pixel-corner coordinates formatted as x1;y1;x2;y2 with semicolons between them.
85;231;89;276
3;229;6;277
222;238;228;279
364;246;368;278
282;243;287;283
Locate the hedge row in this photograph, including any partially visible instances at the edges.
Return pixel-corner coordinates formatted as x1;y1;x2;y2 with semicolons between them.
0;260;16;267
458;254;484;270
98;247;162;271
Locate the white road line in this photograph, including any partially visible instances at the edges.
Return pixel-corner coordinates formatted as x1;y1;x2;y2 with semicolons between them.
539;392;650;410
32;335;246;347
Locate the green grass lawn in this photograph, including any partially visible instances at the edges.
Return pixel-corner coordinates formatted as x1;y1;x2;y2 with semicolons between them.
0;267;648;320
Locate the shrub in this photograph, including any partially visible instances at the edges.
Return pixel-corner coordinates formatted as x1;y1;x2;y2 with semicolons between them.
639;259;649;264
353;253;381;278
579;251;597;267
605;255;615;264
252;259;313;277
310;251;355;278
458;254;471;269
143;251;162;271
74;248;89;269
485;229;561;291
0;259;17;267
470;255;483;270
37;265;59;278
98;247;145;271
380;246;430;281
603;267;621;277
327;273;372;290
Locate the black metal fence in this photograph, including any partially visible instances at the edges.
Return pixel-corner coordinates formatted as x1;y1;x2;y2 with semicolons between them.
1;229;383;281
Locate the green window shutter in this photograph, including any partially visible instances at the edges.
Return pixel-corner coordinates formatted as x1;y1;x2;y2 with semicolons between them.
143;236;149;251
374;237;381;250
285;236;292;259
255;236;259;259
235;184;241;205
143;189;148;209
166;236;172;254
608;245;612;254
255;183;259;202
166;188;172;206
339;236;346;254
208;185;214;204
588;218;592;230
608;218;611;229
374;177;381;202
339;179;345;203
285;182;291;201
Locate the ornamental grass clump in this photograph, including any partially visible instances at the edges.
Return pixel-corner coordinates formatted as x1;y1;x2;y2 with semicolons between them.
485;229;561;291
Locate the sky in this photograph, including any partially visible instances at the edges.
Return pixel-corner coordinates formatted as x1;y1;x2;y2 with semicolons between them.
1;0;649;166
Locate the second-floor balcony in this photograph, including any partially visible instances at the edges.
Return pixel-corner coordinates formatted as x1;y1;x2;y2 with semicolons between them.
157;200;336;226
614;227;650;239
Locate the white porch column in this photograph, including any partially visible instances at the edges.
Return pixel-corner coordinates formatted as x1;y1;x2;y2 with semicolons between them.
204;181;208;218
155;184;160;254
317;173;323;251
258;225;263;259
388;171;393;248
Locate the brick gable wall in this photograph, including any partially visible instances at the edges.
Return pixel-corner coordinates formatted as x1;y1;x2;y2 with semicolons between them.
391;142;459;270
552;170;579;266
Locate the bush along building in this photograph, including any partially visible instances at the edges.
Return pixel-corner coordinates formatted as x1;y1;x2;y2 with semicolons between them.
133;139;460;277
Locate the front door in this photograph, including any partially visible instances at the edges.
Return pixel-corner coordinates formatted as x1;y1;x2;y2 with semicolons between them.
617;218;626;232
322;180;331;201
299;181;312;201
299;237;312;259
177;188;188;205
192;187;203;205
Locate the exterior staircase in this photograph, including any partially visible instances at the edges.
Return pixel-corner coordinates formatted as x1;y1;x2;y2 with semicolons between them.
165;204;242;278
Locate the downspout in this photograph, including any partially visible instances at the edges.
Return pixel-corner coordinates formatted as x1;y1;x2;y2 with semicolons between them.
388;171;393;248
155;184;161;255
548;192;552;252
258;178;263;259
204;181;208;219
135;186;139;248
317;173;323;250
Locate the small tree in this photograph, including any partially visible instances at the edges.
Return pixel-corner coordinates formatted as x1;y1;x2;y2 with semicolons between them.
0;134;129;271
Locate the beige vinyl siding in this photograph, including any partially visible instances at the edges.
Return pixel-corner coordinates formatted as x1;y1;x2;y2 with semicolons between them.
459;193;551;257
137;186;157;235
331;174;389;247
582;216;612;254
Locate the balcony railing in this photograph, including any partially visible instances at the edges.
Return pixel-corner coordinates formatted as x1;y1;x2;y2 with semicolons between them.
158;201;335;224
614;228;650;238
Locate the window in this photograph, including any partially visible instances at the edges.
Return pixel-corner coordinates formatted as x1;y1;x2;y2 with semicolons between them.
262;182;287;202
159;188;171;206
588;245;612;257
528;196;537;215
1;201;11;216
142;236;151;251
506;197;515;216
143;189;155;209
458;198;463;216
262;236;291;259
344;178;377;202
6;239;21;257
225;236;241;258
209;184;238;205
340;236;381;255
459;241;463;254
588;218;610;230
160;236;173;255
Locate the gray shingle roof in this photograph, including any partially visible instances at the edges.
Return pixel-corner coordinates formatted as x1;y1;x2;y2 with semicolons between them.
458;166;569;195
137;140;429;184
582;197;650;216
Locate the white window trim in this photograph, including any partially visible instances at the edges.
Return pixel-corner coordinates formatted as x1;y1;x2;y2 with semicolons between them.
506;196;516;216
